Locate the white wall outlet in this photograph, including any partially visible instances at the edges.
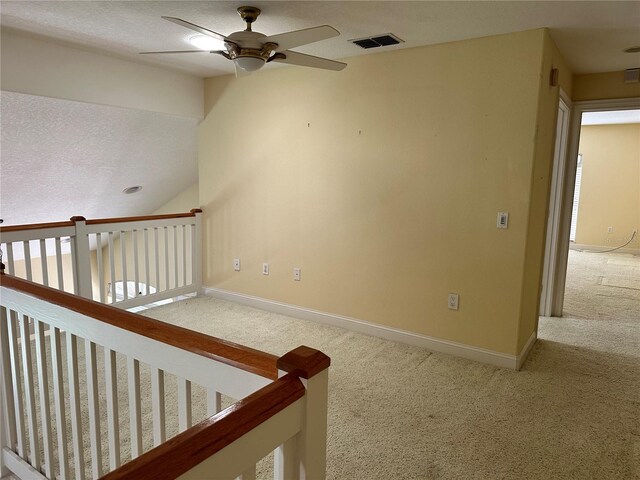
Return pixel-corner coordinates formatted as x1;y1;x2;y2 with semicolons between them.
293;268;301;281
233;258;241;271
262;263;269;275
497;212;509;229
607;226;613;233
448;293;459;310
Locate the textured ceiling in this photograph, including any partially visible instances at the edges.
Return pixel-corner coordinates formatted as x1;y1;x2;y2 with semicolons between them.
0;91;198;226
1;1;639;77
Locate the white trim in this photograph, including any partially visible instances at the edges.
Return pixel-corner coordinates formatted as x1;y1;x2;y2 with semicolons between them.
2;447;47;480
516;331;537;371
540;92;571;317
203;287;524;370
569;243;640;256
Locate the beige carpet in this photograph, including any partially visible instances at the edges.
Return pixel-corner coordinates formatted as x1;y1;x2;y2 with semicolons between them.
141;250;639;480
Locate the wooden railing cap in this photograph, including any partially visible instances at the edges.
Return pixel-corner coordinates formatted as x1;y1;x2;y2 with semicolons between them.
190;208;203;214
277;345;330;379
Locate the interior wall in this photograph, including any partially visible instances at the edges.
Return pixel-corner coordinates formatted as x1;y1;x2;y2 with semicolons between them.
1;28;203;119
574;124;640;249
198;28;560;356
572;71;640;102
516;30;573;351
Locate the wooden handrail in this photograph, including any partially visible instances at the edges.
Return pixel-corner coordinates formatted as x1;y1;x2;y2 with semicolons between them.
0;273;278;379
0;211;202;233
84;212;198;225
0;220;74;233
100;372;304;480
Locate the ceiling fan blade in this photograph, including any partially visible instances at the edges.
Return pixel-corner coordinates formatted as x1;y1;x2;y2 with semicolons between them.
270;50;346;71
140;50;216;54
161;16;229;42
261;25;339;52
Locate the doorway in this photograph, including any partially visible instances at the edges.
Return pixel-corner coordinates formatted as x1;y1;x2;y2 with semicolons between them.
542;97;640;318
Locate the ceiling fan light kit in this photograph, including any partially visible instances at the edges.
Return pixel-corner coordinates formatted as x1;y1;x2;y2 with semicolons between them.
141;5;347;74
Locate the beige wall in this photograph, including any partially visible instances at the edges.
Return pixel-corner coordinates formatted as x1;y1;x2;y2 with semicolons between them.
1;28;203;118
575;124;640;249
572;71;640;102
198;28;567;356
153;183;200;215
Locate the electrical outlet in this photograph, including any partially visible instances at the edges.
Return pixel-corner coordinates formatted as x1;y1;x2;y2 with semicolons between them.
607;226;613;233
233;258;241;271
448;293;459;311
262;263;269;275
293;268;301;281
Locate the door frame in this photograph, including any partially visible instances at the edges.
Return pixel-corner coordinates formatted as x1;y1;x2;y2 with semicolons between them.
539;90;571;317
546;96;640;317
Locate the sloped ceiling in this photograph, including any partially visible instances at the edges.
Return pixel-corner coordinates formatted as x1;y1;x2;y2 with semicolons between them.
0;91;198;226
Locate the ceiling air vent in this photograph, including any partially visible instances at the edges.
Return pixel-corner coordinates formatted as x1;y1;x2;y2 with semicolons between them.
350;33;404;49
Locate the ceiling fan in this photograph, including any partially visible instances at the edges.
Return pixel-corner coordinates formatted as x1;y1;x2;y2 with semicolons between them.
141;5;347;74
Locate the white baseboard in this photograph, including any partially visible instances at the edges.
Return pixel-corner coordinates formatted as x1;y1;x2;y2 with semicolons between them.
516;330;537;370
570;243;640;255
202;287;530;370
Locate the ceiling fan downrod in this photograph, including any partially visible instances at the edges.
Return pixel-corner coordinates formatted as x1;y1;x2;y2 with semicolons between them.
237;6;261;32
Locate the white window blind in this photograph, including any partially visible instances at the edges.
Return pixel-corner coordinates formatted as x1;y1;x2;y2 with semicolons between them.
569;154;583;242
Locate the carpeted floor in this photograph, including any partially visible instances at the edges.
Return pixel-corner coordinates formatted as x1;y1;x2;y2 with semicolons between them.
140;250;639;480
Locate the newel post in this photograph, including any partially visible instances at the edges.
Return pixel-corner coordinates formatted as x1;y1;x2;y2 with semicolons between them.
70;216;93;299
276;346;331;480
190;209;203;295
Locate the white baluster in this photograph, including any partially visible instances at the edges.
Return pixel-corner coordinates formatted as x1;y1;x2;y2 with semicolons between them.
143;229;151;294
121;231;128;301
154;228;160;292
22;241;32;281
39;239;49;287
177;378;192;432
85;340;102;477
127;357;142;458
164;227;170;292
67;332;86;479
54;237;64;291
192;210;203;294
0;307;17;464
207;389;222;416
182;225;187;287
6;311;25;458
19;315;40;471
104;348;121;469
6;244;16;276
151;367;166;446
50;327;69;479
133;229;140;298
96;232;105;302
34;320;54;478
173;226;179;290
108;232;116;304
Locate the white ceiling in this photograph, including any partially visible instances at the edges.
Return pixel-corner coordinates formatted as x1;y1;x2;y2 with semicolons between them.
0;91;198;226
582;110;640;126
0;1;638;229
1;1;639;77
